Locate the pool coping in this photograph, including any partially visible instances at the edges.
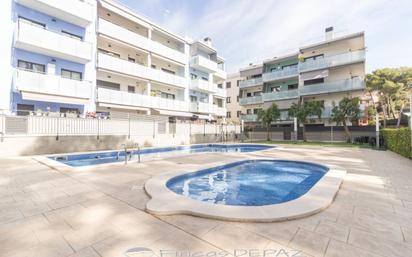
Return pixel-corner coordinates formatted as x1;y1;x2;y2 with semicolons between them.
33;143;277;172
145;158;346;222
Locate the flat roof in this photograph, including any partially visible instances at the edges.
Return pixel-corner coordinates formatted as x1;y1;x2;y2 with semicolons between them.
263;52;299;64
300;31;365;52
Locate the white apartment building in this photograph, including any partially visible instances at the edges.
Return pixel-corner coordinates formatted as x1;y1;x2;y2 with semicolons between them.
0;0;227;121
225;73;243;123
238;27;366;126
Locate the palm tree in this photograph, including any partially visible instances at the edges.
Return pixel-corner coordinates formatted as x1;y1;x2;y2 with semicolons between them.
257;103;280;141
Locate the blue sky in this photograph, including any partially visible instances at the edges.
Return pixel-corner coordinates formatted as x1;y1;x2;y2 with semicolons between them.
119;0;412;74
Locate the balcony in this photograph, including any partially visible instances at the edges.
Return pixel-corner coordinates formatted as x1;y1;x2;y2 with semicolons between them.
299;50;365;72
190;79;217;93
215;68;227;80
214;87;227;98
97;19;187;64
262;66;299;82
97;88;189;112
239;77;263;89
213;105;226;116
262;89;299;102
97;53;188;88
16;0;93;27
189;102;213;114
241;114;258;122
239;95;263;105
190;55;218;73
15;19;92;64
14;69;92;103
299;78;365;96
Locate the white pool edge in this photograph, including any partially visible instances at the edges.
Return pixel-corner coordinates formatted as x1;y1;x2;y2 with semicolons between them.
145;160;346;222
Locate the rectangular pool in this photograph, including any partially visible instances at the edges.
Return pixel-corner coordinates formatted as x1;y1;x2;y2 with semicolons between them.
49;144;273;167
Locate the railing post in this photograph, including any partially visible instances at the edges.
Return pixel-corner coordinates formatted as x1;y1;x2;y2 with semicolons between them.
97;118;100;140
56;115;59;141
128;113;130;140
189;121;192;144
331;125;334;144
152;120;155;138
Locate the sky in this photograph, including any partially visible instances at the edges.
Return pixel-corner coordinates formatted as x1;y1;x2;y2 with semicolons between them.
118;0;412;74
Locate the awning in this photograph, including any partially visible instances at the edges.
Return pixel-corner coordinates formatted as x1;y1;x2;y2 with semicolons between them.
301;69;329;81
98;103;150;112
21;92;89;105
193;114;212;120
151;109;193;117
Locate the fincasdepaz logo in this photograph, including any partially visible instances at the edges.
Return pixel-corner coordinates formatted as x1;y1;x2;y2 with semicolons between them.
124;247;155;257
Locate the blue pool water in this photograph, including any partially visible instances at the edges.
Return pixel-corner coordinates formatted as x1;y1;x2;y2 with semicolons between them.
167;160;328;206
50;144;273;167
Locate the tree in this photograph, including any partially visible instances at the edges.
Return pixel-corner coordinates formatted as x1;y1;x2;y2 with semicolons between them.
288;101;324;142
366;67;412;127
257;103;280;141
331;97;362;142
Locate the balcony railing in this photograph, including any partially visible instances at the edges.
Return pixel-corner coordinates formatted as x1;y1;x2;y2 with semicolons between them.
97;53;188;88
190;79;217;93
239;95;263;105
16;0;93;27
239;77;263;89
241;114;258;122
189;102;213;113
98;19;187;64
215;87;227;98
262;66;299;82
14;69;92;99
215;68;227;80
15;19;93;64
190;55;218;73
299;78;365;96
97;88;188;112
262;89;299;102
299;50;365;72
213;105;226;116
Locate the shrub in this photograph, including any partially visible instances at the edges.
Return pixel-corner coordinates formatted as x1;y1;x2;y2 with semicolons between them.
382;128;411;158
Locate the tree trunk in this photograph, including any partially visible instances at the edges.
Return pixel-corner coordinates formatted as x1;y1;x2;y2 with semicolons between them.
396;104;404;128
266;125;270;141
342;120;351;142
302;124;307;142
382;105;388;128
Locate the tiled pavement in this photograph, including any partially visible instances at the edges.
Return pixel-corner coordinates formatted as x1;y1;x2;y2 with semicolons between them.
0;146;411;257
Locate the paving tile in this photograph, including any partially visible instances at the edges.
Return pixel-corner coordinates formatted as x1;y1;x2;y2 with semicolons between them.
315;220;349;242
236;221;299;245
289;228;330;257
160;214;222;237
325;239;383;257
68;247;101;257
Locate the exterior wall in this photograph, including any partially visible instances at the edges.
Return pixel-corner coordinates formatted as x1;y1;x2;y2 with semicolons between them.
225;73;243;123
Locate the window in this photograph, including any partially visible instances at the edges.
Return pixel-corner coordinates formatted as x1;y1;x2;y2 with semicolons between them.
190;73;197;79
304;54;324;62
226;112;231;118
217;83;223;89
19;17;45;29
247;92;252;97
16;104;34;116
18;60;45;73
161;92;175;99
128;57;136;63
60;107;80;116
226;97;231;103
237;96;239;102
236;80;240;87
128;86;135;93
282;63;298;69
98;48;120;58
61;30;82;41
161;68;175;75
271;86;281;92
253;109;260;114
190;96;197;102
237;111;242;117
201;77;208;81
97;80;120;90
61;69;82;80
226;82;231;88
288;84;299;90
304;78;324;85
253;91;261;96
247;109;252;114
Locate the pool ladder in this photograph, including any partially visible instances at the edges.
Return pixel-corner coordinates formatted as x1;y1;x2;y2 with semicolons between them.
119;143;141;165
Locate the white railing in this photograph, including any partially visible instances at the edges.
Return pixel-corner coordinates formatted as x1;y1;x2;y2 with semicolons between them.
97;88;189;112
299;50;365;72
98;18;187;64
239;95;263;105
16;0;94;26
262;89;299;101
213;105;226;116
299;78;365;96
262;66;299;82
14;69;92;99
239;77;263;88
97;53;188;88
215;87;227;98
190;55;218;73
189;102;213;113
190;79;217;93
215;68;227;79
15;19;92;64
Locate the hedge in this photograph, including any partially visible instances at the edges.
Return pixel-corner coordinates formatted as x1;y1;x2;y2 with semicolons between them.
382;128;411;158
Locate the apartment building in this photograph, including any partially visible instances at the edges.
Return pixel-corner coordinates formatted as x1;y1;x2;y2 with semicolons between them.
238;27;366;126
225;72;243;123
0;0;226;120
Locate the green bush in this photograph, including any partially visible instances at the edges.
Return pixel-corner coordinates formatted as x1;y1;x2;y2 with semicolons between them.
382;128;411;158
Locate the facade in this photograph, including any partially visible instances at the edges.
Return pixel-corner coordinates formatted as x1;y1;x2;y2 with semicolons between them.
0;0;227;120
225;72;242;123
238;27;366;126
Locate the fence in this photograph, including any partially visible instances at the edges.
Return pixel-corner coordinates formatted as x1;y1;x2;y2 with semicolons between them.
0;114;241;156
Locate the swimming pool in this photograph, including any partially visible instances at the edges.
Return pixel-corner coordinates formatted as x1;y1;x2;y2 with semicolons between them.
49;144;273;167
167;160;328;206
